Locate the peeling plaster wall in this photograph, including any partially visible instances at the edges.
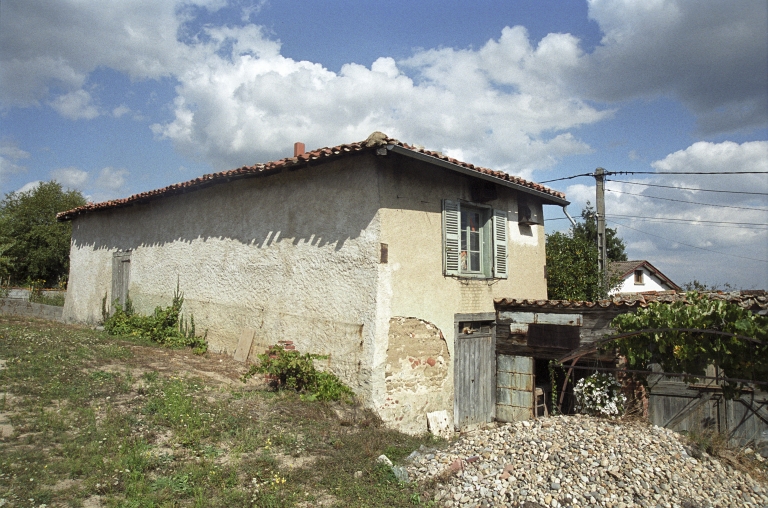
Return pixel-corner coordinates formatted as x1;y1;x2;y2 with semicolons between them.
373;155;549;432
64;157;382;398
380;317;450;434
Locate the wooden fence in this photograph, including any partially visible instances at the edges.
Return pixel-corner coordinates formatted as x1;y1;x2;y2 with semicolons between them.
647;366;768;454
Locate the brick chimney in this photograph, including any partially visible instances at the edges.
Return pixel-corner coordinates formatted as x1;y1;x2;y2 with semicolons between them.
294;142;305;157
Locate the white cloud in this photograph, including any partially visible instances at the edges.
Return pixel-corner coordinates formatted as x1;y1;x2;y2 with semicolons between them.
112;104;130;118
50;167;89;188
96;167;129;192
573;0;768;134
49;90;100;120
16;181;42;194
0;141;30;182
149;24;607;173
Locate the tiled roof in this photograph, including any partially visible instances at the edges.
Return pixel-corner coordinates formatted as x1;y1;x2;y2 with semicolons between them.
57;132;567;221
495;290;768;315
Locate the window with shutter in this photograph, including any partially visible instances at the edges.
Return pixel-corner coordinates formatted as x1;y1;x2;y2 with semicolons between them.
443;200;508;279
492;209;508;279
443;200;461;276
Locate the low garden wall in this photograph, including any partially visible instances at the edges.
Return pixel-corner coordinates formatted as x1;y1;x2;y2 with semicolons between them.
0;298;64;322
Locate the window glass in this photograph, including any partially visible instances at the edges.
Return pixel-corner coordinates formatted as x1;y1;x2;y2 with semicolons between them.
461;209;482;272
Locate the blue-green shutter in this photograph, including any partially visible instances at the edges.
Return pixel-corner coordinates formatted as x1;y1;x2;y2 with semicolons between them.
443;200;461;276
492;209;508;279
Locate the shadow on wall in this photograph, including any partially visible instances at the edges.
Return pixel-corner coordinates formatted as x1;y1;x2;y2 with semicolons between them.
69;160;383;254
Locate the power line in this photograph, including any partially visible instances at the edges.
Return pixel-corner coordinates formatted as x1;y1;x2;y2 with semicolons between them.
608;214;768;226
605;188;768;212
607;179;768;196
610;218;766;230
540;170;768;186
539;172;593;184
608;219;768;263
606;170;768;176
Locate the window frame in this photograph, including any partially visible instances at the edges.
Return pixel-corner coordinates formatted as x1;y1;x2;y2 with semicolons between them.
634;269;645;285
443;200;508;279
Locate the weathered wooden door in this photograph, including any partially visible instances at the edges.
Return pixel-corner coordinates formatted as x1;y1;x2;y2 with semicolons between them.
454;319;495;430
111;251;131;310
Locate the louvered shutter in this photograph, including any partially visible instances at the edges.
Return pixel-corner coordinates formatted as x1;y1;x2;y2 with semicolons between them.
492;209;508;279
443;200;461;276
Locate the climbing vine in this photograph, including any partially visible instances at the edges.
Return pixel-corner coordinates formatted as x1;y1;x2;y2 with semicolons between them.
606;293;768;398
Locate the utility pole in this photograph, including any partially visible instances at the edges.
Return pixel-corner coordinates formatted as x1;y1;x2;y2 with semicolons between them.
594;167;608;295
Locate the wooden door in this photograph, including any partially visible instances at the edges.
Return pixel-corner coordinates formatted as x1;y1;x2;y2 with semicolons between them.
111;251;131;310
454;320;495;430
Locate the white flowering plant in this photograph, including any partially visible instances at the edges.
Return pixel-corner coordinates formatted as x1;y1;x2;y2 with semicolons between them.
573;373;626;417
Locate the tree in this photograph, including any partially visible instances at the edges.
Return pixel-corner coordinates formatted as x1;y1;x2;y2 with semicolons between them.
572;203;627;262
0;181;86;285
545;231;604;301
545;205;626;301
608;293;768;398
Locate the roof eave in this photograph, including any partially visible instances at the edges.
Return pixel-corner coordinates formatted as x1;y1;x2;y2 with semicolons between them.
387;144;569;206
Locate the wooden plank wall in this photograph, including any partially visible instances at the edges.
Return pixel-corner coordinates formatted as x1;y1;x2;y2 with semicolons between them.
648;367;768;450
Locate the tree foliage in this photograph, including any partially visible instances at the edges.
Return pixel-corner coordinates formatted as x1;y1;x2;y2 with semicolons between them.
0;181;86;285
546;231;604;301
573;203;627;262
545;205;626;301
608;293;768;398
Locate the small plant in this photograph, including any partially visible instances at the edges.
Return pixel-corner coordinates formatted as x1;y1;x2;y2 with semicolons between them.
573;372;626;417
243;345;354;402
103;282;207;354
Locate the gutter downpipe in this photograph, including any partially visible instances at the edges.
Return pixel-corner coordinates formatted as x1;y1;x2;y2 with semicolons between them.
562;206;577;227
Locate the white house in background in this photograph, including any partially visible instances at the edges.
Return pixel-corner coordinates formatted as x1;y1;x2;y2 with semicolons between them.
58;131;569;433
609;260;681;295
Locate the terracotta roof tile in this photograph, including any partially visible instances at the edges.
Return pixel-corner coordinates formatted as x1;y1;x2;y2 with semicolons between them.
495;290;768;315
57;133;566;221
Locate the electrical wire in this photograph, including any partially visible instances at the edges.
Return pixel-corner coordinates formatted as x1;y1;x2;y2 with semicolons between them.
607;179;768;195
540;171;768;184
546;215;768;230
611;219;766;230
607;219;768;263
605;188;768;212
608;214;767;226
538;172;594;184
606;170;768;176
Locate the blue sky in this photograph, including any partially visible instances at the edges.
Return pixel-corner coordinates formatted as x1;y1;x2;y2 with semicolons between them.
1;0;766;289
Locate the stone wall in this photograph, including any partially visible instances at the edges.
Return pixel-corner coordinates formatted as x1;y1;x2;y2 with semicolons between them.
0;298;64;321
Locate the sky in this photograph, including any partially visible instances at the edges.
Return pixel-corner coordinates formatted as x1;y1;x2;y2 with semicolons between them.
0;0;766;290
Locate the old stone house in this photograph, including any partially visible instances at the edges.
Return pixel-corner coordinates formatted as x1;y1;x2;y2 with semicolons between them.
58;132;569;433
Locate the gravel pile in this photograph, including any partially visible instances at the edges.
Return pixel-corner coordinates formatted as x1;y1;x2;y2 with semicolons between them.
405;414;767;508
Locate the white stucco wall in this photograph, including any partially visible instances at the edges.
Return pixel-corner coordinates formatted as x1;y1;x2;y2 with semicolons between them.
65;157;382;398
611;266;674;294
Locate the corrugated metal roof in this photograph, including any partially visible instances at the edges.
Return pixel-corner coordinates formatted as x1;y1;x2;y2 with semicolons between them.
57;132;567;221
495;290;768;315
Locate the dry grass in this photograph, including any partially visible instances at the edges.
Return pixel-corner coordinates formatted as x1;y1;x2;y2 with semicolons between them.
0;316;444;507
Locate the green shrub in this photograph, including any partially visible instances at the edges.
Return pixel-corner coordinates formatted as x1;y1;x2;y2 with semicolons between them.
103;283;207;354
243;345;354;402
